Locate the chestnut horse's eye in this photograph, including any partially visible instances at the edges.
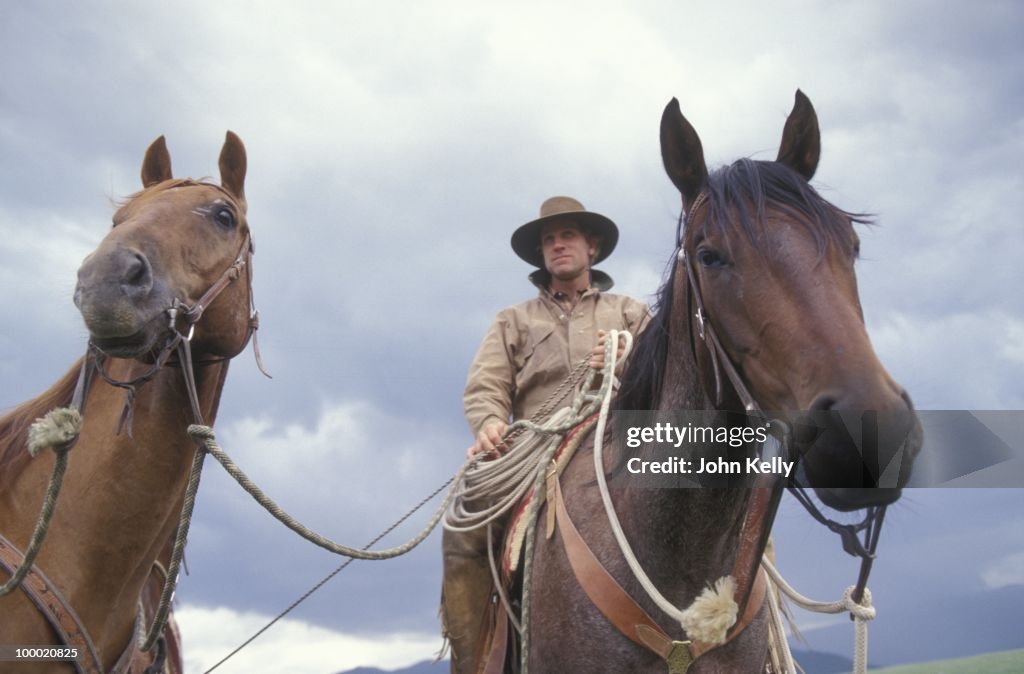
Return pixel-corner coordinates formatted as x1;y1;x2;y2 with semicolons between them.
214;207;236;229
697;247;727;269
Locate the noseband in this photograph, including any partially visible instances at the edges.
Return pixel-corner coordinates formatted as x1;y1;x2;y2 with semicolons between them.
678;192;885;606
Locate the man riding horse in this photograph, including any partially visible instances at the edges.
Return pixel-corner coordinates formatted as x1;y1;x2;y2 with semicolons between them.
441;196;648;673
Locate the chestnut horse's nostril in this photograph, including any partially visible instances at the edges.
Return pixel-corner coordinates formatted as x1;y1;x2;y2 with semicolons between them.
120;250;153;297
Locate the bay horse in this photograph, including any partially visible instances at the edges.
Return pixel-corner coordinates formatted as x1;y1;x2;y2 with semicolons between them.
0;132;256;673
524;92;923;672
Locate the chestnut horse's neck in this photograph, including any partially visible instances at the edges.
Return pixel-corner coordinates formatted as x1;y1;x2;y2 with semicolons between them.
0;356;228;670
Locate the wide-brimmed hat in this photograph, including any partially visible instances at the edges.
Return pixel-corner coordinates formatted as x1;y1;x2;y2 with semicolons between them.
510;196;619;268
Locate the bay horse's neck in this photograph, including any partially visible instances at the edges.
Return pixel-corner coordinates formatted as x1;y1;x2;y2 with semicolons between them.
609;276;750;594
2;357;228;669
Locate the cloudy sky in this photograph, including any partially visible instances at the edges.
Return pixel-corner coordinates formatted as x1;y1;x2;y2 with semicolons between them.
1;1;1022;672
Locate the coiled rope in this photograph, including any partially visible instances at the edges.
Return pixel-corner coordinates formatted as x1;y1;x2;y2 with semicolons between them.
444;330;631;674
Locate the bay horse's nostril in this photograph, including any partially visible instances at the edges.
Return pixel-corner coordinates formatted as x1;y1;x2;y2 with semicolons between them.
120;250;153;297
808;393;838;412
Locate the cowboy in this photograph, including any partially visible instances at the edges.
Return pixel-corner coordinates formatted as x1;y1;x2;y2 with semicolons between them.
441;196;648;673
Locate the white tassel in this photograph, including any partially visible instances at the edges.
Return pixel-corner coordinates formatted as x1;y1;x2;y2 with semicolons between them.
27;407;82;457
680;575;739;645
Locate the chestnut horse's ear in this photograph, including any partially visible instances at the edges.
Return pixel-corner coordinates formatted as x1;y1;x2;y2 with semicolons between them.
219;131;247;208
660;98;708;210
141;136;173;187
777;90;820;181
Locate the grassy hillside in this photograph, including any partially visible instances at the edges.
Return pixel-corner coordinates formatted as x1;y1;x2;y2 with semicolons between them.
866;649;1024;674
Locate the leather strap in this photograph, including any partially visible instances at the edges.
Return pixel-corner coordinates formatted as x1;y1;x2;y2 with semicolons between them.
481;598;509;674
552;477;769;671
552;478;671;656
0;532;103;674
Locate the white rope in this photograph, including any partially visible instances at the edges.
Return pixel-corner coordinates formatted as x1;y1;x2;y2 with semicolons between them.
761;556;876;674
591;330;698;624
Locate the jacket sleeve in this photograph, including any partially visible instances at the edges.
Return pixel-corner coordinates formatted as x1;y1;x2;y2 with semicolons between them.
463;312;518;437
624;296;651;338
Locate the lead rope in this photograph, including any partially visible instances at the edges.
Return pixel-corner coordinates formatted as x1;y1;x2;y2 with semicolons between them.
0;356;92;598
761;557;875;674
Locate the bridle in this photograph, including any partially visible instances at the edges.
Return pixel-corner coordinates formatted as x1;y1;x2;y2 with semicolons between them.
0;195;265;673
678;191;885;608
84;225;265;434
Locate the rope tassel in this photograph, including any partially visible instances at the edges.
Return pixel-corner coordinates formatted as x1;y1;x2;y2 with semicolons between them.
27;407;82;457
679;576;739;645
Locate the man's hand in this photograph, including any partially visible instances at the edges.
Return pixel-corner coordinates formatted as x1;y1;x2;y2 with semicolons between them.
589;329;626;370
467;420;510;460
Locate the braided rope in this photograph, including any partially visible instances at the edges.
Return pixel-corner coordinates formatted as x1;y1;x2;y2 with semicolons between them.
187;425;468;560
140;437;207;651
0;448;71;596
201;474;456;673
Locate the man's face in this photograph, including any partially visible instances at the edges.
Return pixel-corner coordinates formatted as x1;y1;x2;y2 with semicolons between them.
541;221;596;281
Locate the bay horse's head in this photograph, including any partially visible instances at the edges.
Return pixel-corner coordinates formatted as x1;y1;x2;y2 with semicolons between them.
659;91;922;511
74;133;254;361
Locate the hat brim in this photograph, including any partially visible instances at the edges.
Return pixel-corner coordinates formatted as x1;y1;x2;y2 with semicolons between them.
510;211;619;268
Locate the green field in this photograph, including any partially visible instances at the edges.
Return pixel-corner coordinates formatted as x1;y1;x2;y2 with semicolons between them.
866;649;1024;674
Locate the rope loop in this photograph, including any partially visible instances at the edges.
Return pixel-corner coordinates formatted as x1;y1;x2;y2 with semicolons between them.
842;586;876;621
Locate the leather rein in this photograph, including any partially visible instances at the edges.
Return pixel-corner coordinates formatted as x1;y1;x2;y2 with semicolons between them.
0;225;261;674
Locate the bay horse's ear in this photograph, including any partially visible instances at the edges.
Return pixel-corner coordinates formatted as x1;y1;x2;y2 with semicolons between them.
660;98;708;210
219;131;247;207
141;136;173;187
777;89;820;181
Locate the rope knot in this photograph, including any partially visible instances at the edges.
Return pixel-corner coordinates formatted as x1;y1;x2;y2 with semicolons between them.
26;407;82;457
842;586;876;621
187;424;216;447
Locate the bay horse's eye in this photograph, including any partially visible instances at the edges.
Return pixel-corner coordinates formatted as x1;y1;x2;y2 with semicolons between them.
697;247;727;269
214;207;236;229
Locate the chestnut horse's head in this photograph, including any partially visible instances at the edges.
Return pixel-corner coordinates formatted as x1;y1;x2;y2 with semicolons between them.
74;133;253;361
659;91;922;511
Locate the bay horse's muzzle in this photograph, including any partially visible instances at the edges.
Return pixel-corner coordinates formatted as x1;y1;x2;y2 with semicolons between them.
795;385;923;511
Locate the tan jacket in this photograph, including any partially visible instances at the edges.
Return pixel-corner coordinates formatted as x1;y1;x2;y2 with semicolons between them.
464;271;649;436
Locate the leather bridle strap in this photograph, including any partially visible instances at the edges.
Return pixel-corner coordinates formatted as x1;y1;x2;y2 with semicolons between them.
0;532;103;674
176;232;253;328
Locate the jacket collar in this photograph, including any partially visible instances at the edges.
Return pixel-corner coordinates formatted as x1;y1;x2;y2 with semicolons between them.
529;269;614;294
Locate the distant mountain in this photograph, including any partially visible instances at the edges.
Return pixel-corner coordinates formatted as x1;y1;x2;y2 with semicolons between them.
788;649;857;673
337;660;448;674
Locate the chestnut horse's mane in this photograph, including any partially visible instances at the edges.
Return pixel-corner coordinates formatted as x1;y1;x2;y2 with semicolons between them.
0;359;84;489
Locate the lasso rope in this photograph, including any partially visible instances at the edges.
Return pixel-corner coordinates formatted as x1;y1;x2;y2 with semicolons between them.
141;423;472;654
0;409;81;597
201;474;458;673
443;332;629;674
189;425;467;560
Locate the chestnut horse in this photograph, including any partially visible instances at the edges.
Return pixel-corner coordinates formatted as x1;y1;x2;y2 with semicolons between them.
0;132;255;673
525;92;922;672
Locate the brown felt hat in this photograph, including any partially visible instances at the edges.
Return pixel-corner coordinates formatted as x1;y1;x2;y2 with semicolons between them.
510;196;619;268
